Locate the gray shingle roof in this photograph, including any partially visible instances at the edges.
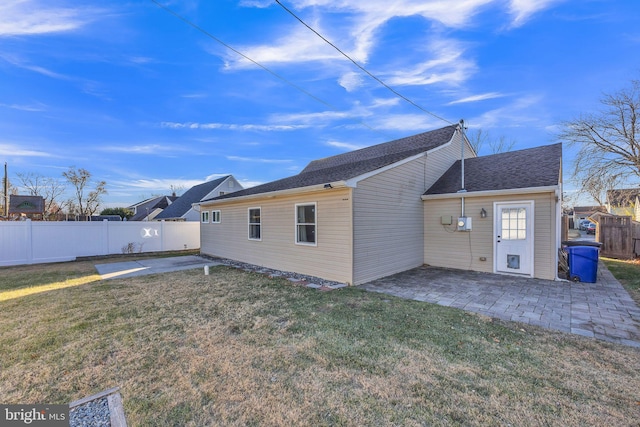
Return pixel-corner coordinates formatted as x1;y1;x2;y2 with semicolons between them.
156;175;230;219
208;125;458;201
129;196;178;221
424;143;562;195
9;195;45;214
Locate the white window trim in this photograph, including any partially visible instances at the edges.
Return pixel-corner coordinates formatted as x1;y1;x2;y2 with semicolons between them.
248;207;262;241
295;202;317;246
211;210;221;223
201;211;210;223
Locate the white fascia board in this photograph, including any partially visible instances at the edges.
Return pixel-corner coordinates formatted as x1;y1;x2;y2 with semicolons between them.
344;131;459;188
197;181;349;207
421;185;560;200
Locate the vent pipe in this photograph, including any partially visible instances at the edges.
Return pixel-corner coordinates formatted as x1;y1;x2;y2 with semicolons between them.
457;120;467;218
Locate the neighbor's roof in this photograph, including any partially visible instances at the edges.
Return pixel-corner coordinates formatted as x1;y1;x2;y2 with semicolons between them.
424;143;562;195
573;206;607;215
606;188;640;206
207;125;459;202
129;195;178;221
8;195;45;214
156;175;231;219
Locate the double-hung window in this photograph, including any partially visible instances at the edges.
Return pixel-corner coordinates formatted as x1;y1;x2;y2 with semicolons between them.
248;207;261;240
296;203;316;245
211;210;221;223
201;211;209;223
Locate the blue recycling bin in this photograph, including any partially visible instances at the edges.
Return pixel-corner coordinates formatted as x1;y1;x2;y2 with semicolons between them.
566;246;599;283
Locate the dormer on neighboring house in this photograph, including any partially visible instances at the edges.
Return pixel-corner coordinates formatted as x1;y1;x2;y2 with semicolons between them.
8;195;45;220
606;188;640;221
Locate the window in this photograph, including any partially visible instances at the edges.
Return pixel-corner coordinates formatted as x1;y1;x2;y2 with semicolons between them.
501;207;526;240
296;203;316;245
211;210;221;223
201;211;209;223
248;208;261;240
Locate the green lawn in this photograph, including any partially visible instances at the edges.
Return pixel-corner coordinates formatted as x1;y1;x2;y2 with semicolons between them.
602;257;640;304
1;256;639;426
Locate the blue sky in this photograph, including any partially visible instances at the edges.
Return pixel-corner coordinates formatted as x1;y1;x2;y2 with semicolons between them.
1;0;639;208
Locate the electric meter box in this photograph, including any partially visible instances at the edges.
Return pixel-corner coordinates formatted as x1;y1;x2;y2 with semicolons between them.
457;217;472;231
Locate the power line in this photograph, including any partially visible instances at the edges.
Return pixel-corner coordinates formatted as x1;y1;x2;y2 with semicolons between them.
274;0;454;126
151;0;388;136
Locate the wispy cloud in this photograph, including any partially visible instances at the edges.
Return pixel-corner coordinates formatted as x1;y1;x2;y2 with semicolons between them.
0;102;47;112
325;140;367;151
0;142;54;157
0;0;102;37
160;122;309;131
383;38;476;87
448;92;506;105
508;0;566;27
227;156;293;164
99;144;194;155
469;94;544;129
111;178;206;192
370;114;444;131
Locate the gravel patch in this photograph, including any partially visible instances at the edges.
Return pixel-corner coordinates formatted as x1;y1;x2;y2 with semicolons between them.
69;397;110;427
204;256;349;289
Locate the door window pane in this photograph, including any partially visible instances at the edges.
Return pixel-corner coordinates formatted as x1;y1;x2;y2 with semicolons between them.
501;207;526;240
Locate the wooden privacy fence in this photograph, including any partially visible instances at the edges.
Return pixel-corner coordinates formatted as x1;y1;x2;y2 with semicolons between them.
595;215;640;259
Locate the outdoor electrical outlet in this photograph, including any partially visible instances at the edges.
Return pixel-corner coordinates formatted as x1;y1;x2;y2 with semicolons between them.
479;257;487;261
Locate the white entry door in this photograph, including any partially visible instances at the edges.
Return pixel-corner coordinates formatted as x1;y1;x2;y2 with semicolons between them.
494;201;534;276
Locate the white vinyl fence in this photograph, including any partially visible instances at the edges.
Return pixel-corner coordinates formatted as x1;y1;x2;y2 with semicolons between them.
0;220;200;267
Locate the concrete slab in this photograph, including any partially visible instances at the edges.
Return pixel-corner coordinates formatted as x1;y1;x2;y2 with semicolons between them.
95;256;220;280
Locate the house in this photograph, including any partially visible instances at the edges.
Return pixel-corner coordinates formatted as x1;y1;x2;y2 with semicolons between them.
198;124;563;285
128;195;179;221
606;188;640;221
155;175;242;222
572;206;607;229
8;195;45;220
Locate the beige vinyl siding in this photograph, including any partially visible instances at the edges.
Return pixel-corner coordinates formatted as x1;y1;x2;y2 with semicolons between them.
200;188;354;284
423;191;558;280
352;133;471;285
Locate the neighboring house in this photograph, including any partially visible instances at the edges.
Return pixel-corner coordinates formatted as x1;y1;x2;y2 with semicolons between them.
198;124;563;284
128;195;178;221
155;175;243;222
572;206;607;229
8;195;45;220
606;188;640;220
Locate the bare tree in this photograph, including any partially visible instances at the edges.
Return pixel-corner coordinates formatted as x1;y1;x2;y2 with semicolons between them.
16;172;67;220
559;78;640;199
62;167;107;217
466;129;516;155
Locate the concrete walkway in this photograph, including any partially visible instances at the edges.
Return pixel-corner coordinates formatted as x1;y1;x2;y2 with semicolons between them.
361;263;640;348
95;256;220;280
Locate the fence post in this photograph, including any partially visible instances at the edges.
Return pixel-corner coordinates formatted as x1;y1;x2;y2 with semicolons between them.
101;219;108;255
161;220;166;252
26;219;33;264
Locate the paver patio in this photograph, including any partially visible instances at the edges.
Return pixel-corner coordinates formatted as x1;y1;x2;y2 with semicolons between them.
361;262;640;348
